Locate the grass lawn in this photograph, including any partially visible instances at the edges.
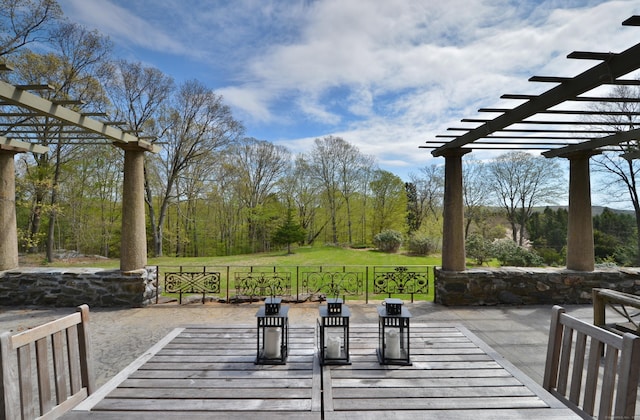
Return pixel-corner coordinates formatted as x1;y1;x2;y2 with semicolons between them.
36;245;441;268
149;245;441;267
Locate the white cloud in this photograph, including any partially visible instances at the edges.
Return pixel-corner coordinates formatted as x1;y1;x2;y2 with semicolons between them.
57;0;640;184
59;0;187;56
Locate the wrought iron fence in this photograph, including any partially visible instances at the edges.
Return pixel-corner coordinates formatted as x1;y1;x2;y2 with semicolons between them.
158;265;435;304
234;270;291;300
164;271;221;304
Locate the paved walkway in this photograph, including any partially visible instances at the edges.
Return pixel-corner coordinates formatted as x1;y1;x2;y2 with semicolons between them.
0;301;621;388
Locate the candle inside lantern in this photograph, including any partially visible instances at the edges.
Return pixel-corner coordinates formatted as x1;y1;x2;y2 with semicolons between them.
327;335;341;358
385;329;401;359
264;327;281;358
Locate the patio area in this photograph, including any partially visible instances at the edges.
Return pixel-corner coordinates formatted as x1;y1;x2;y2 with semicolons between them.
0;301;569;389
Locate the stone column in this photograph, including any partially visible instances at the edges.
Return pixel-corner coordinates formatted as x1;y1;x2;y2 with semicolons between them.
441;148;471;271
0;149;18;270
118;144;148;272
566;151;597;272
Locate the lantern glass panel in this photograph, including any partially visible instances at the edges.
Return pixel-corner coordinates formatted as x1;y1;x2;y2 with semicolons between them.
256;305;289;365
318;304;351;365
377;302;412;365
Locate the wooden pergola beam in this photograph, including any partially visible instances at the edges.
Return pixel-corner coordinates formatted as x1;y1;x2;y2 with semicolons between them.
0;80;159;153
0;137;48;154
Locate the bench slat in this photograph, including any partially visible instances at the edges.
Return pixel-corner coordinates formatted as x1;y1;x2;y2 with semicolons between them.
544;305;640;419
1;304;94;419
52;329;68;403
36;336;54;414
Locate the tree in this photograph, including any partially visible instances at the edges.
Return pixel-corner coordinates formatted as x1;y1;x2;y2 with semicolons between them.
463;160;491;238
488;151;565;245
272;209;306;254
8;22;112;261
106;60;175;254
408;165;444;232
223;137;291;252
370;169;407;235
149;79;243;256
527;207;568;265
308;136;346;244
279;155;323;245
0;0;61;58
107;60;174;136
405;182;419;234
593;208;637;265
306;136;372;245
589;83;640;265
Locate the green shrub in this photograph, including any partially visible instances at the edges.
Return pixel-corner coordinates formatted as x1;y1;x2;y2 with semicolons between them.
406;233;435;256
373;230;403;253
491;238;544;267
465;233;493;265
535;246;565;266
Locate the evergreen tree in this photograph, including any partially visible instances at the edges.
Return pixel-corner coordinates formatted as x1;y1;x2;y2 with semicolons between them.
272;209;306;254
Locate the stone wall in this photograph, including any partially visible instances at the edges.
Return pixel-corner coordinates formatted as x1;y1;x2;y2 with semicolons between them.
435;267;640;306
0;267;158;307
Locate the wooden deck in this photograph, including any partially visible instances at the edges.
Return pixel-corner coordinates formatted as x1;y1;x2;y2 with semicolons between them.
62;324;579;419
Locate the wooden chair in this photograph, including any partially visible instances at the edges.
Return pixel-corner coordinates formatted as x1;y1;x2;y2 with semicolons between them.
0;304;95;420
544;305;640;419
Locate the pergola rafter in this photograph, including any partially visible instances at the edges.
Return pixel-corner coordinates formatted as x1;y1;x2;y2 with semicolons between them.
0;80;159;152
428;16;640;159
424;15;640;273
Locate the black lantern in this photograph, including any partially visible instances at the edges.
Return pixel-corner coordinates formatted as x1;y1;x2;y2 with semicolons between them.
317;298;351;365
255;297;289;364
377;298;411;365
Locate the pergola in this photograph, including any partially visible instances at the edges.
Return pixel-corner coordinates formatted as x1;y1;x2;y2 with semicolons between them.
422;15;640;272
0;65;159;272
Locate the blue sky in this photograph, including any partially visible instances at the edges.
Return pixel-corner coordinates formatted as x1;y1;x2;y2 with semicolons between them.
57;0;640;185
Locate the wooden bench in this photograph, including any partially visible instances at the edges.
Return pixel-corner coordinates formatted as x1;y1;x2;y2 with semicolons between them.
0;304;95;420
593;288;640;335
544;305;640;419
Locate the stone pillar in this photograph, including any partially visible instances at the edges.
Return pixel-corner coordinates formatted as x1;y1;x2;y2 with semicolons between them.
441;148;471;271
0;150;18;270
118;144;148;272
566;151;596;271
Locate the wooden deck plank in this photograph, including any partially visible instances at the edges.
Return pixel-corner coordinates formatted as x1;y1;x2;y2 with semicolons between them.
331;396;549;410
119;378;314;388
328;385;536;398
93;398;313;411
107;387;313;399
64;323;579;419
323;408;581;420
322;325;579;417
330;377;526;387
128;369;314;379
329;368;513;379
64;411;321;419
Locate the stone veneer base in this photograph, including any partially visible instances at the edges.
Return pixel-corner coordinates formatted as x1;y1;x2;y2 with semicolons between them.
435;267;640;306
0;267;158;307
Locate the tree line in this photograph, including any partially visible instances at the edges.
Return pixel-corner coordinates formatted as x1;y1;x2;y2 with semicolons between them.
2;0;640;267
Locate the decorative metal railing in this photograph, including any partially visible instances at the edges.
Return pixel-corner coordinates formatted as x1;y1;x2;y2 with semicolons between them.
373;266;429;301
234;271;291;300
301;268;364;298
164;271;221;304
156;265;435;304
